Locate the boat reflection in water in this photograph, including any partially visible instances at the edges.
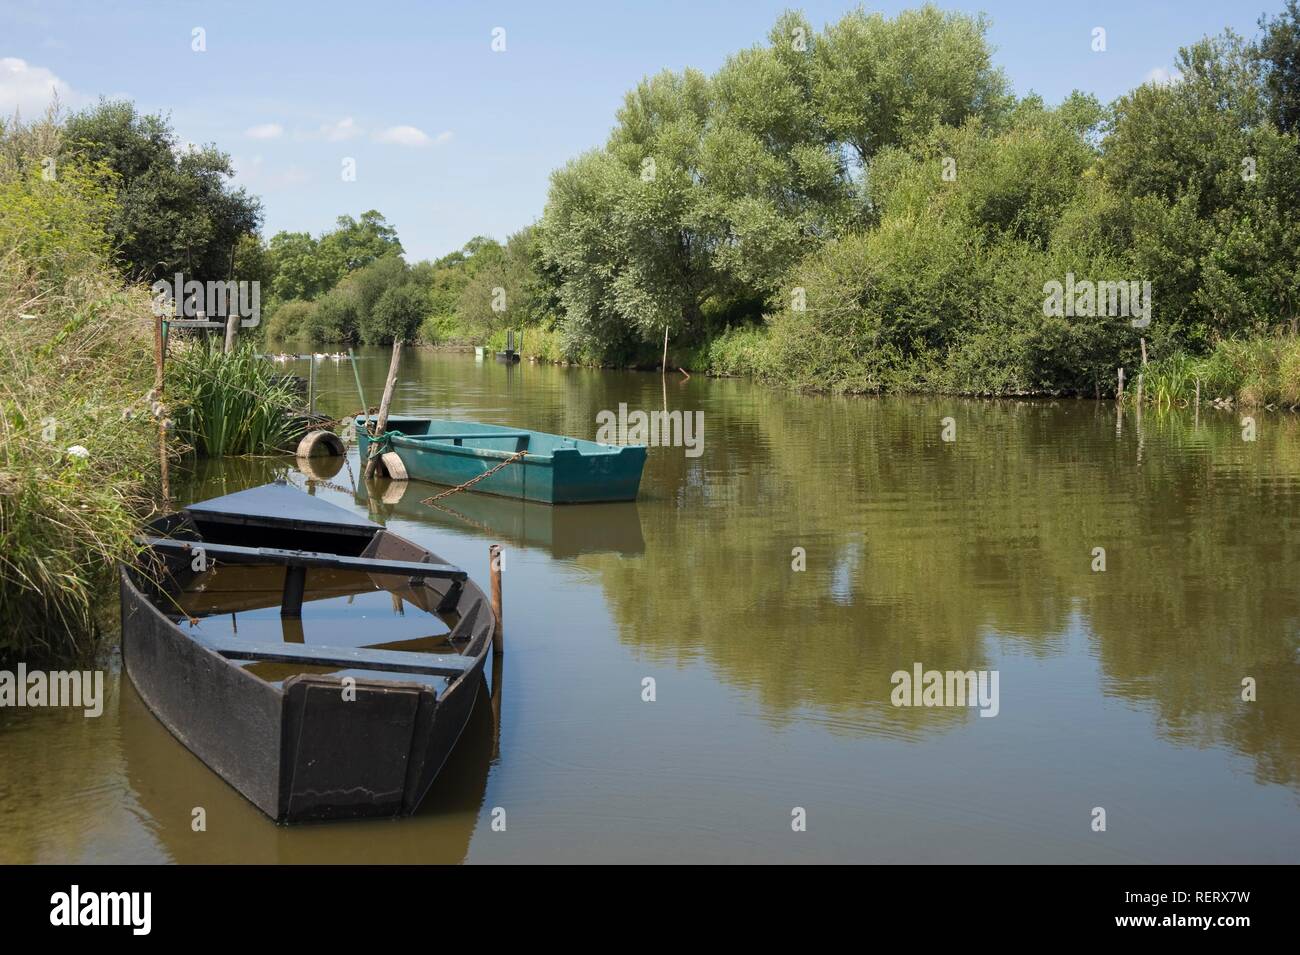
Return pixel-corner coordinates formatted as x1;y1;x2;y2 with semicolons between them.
355;476;645;560
118;671;496;863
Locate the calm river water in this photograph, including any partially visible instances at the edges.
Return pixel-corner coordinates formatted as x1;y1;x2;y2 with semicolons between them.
3;347;1298;863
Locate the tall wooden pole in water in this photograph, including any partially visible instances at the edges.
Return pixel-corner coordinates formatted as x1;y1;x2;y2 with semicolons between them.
489;544;504;656
364;340;403;478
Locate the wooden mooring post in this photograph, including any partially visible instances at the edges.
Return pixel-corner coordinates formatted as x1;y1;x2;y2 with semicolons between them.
307;357;316;415
224;312;239;353
1117;367;1125;400
489;544;504;656
364;340;403;479
153;314;165;396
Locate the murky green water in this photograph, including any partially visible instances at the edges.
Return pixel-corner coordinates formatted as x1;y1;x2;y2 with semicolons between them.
3;348;1298;862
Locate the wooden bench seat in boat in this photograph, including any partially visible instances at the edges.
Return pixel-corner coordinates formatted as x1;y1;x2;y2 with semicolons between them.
139;537;466;580
191;635;478;676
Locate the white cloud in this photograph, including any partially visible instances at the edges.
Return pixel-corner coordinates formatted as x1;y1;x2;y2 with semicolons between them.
233;154;311;188
375;124;433;146
0;57;75;118
1143;66;1181;87
245;122;284;140
320;116;361;141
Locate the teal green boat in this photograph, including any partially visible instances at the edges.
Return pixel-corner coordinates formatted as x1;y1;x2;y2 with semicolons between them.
356;416;647;504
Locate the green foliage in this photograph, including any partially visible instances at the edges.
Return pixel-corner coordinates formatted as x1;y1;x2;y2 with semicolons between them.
62;99;262;283
263;253;426;345
1144;335;1300;407
452;226;555;337
167;341;299;455
0;158;116;289
364;283;429;344
262;299;315;344
748;11;1300;398
263;210;403;305
1255;0;1300;133
539;4;1007;364
808;4;1012;165
766;92;1133;396
693;325;772;377
1102;31;1300;348
0;112;159;663
265;231;333;301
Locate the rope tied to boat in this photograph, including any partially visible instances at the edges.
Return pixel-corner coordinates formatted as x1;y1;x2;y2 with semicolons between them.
421;449;528;505
366;428;407;464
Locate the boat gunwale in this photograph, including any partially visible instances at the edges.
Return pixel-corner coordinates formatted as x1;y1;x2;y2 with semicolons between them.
357;416;648;462
126;526;494;697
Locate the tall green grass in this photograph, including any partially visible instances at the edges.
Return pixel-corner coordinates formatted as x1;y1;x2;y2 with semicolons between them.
168;340;301;456
0;263;160;664
1;110;165;665
1140;336;1300;409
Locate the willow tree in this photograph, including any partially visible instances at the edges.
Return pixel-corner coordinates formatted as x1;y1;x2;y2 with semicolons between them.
540;5;1008;363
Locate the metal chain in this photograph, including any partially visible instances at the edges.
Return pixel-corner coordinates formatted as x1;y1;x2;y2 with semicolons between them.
420;450;528;505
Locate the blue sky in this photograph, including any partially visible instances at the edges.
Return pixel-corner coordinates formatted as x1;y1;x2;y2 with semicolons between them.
1;0;1278;262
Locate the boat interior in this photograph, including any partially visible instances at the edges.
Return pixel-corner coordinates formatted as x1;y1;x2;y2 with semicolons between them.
133;485;487;693
376;416;615;456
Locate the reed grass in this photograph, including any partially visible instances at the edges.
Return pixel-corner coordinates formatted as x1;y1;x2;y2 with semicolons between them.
167;340;300;456
1140;335;1300;409
0;257;161;664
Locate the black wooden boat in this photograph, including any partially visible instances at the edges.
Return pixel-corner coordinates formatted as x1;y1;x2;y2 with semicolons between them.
120;482;496;824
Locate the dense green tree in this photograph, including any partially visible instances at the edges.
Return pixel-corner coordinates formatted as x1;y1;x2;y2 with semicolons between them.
317;210;403;272
809;4;1011;168
364;283;429;344
264;210;402;304
62;99;261;282
541;4;1005;363
1257;0;1300;133
1103;31;1300;345
768;96;1132;395
264;231;332;301
454;226;555;335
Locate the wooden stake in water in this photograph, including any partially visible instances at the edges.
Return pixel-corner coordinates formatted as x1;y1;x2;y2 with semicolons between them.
307;357;316;416
489;544;504;656
662;324;669;375
348;348;369;424
364;340;403;479
1117;367;1125;400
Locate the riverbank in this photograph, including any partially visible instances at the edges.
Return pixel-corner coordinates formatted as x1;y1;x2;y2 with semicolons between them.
411;328;1300;410
0;111;304;666
0;115;162;666
0;259;160;666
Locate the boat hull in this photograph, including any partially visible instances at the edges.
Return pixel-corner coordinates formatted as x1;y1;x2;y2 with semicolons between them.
120;486;495;824
121;568;488;824
358;416;646;504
